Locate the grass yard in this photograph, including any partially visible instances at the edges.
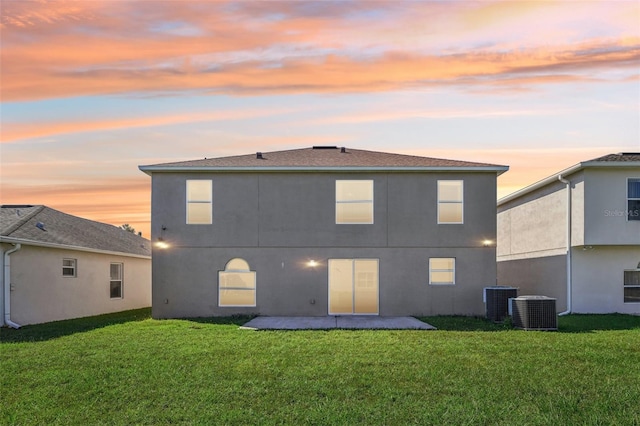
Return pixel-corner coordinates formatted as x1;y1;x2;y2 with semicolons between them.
2;309;639;425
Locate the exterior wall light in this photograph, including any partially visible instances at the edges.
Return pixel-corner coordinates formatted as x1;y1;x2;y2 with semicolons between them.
482;240;493;247
155;238;170;249
307;259;318;268
155;225;169;249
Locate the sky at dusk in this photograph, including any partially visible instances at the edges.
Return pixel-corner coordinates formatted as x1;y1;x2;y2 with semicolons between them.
1;0;639;239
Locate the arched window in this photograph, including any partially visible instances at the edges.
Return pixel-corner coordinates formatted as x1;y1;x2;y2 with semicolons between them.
219;258;256;307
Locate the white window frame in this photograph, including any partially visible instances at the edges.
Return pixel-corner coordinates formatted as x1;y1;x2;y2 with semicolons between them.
437;180;464;224
219;258;256;307
110;263;124;299
623;269;640;303
63;258;77;277
429;258;456;285
186;180;213;225
335;180;374;224
627;178;640;222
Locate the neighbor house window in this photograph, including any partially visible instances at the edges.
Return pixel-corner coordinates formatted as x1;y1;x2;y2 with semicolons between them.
186;180;212;224
219;258;256;307
429;258;455;285
336;180;374;224
628;178;640;221
438;180;463;224
624;270;640;303
63;258;77;277
110;263;123;299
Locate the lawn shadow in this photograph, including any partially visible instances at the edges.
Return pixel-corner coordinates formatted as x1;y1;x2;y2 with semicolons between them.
186;314;256;327
419;314;640;333
418;316;511;332
0;308;152;343
556;314;640;333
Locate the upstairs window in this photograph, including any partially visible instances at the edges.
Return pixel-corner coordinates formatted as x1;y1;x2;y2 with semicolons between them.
438;180;463;224
186;180;212;224
429;258;455;285
63;258;77;277
628;178;640;221
336;180;374;224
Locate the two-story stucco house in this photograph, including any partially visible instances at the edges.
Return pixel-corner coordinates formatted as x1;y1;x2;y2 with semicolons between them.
139;147;508;318
1;205;151;327
497;153;640;314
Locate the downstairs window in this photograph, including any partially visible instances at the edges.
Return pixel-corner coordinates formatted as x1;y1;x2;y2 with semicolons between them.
429;258;456;285
624;270;640;303
219;258;256;307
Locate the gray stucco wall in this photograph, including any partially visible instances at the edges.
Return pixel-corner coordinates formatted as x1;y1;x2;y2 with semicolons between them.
150;171;498;317
572;246;640;314
584;168;640;246
497;172;585;261
152;172;497;249
497;254;567;312
152;246;496;318
496;166;640;315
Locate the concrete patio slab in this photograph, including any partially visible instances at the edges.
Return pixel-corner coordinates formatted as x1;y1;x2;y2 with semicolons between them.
240;316;436;330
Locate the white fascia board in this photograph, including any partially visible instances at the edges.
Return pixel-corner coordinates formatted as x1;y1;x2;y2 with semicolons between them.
498;163;582;206
139;165;509;175
0;237;151;259
498;160;640;206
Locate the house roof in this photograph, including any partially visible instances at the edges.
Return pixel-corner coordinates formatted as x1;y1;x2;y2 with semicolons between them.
588;152;640;163
0;205;151;258
139;146;508;174
498;152;640;206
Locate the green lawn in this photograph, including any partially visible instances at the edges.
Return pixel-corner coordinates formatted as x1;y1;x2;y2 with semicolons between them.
2;309;639;425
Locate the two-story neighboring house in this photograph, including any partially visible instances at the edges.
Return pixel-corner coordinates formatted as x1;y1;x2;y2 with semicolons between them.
497;153;640;314
139;147;508;318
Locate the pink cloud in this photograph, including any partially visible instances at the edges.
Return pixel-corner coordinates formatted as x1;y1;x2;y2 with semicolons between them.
1;108;295;143
1;1;637;101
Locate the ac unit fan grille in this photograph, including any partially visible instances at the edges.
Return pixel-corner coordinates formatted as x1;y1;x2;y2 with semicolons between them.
511;296;557;331
484;287;518;322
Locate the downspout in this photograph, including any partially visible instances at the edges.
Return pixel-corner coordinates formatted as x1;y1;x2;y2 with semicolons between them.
557;175;572;316
3;243;22;328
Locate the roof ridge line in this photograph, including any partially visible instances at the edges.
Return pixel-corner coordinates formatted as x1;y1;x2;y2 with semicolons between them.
1;205;45;237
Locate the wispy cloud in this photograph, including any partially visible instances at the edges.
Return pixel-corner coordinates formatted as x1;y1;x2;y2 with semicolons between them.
310;106;579;125
2;1;638;101
1;108;293;143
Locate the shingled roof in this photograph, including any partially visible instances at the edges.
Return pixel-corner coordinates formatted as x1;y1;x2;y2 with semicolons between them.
0;205;151;258
587;152;640;163
499;152;640;205
140;147;508;174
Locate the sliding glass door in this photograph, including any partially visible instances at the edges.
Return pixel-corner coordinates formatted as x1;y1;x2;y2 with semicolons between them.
328;259;379;315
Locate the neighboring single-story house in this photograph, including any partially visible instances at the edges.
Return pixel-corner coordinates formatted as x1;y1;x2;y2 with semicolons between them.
1;205;152;327
139;146;508;318
497;153;640;314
